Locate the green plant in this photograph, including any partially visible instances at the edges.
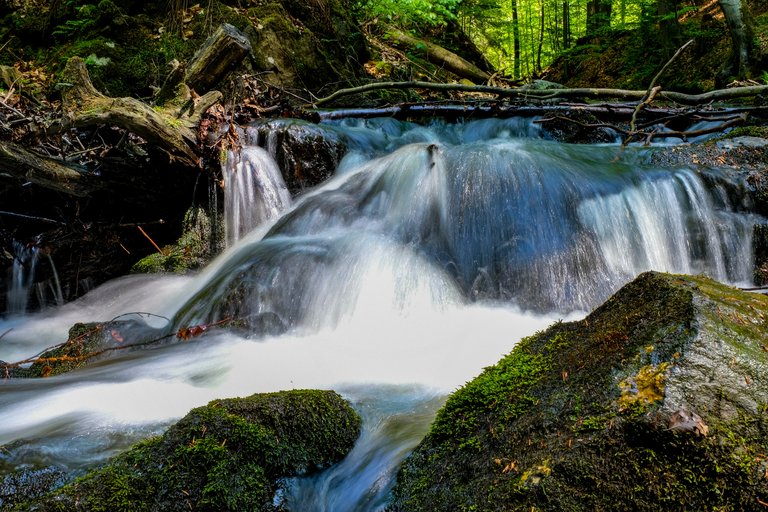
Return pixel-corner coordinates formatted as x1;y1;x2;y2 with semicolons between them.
52;2;99;39
354;0;460;27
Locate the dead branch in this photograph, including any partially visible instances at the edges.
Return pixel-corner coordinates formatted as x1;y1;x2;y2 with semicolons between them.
308;79;768;108
0;140;100;196
0;317;233;377
57;57;221;168
0;210;66;225
536;112;747;143
631;39;694;132
384;26;491;84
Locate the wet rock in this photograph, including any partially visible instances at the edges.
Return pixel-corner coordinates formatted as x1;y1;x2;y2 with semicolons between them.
22;390;361;511
0;467;67;511
246;119;348;194
4;320;163;378
391;272;768;511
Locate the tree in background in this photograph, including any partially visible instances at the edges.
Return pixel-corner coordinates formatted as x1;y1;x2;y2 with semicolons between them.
718;0;755;80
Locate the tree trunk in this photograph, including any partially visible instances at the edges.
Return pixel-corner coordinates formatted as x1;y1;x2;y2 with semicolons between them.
718;0;754;81
586;0;612;34
657;0;680;55
512;0;521;80
563;0;571;49
385;27;491;83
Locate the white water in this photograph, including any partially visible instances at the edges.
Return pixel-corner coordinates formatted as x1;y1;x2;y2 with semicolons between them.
224;146;292;246
0;117;764;509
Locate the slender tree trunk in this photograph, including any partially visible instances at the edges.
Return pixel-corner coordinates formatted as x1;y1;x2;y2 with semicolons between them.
512;0;521;79
537;0;545;73
718;0;754;80
657;0;680;55
563;0;571;48
586;0;612;34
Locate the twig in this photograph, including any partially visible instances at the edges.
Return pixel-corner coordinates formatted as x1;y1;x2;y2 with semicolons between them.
0;328;12;342
0;98;25;118
0;210;66;225
0;317;233;375
137;225;165;255
630;39;694;132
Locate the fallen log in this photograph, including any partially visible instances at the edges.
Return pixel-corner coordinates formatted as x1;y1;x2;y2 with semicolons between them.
309;79;768;108
0;140;99;197
384;27;491;84
58;57;221;168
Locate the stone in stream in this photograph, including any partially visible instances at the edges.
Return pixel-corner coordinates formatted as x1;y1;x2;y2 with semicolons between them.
18;390;361;511
390;271;768;511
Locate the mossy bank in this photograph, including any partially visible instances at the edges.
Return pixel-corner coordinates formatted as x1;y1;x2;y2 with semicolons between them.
390;272;768;511
16;389;361;511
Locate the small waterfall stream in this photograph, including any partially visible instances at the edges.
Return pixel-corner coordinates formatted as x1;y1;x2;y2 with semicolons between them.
0;117;764;510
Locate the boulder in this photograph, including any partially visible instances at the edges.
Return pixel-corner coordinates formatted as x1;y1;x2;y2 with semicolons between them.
391;272;768;511
245;119;348;194
21;389;361;511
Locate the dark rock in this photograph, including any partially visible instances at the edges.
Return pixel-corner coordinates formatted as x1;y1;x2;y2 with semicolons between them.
391;272;768;511
22;389;361;511
246;119;348;194
539;110;618;143
0;467;67;511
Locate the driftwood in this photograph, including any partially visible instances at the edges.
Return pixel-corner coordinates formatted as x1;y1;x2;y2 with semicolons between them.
310;102;768;121
384;27;491;84
59;57;221;168
309;79;768;108
185;23;252;93
0;140;99;197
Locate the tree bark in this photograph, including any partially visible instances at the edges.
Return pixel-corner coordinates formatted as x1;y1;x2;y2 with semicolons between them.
718;0;754;80
0;140;99;197
384;27;491;83
59;57;221;168
184;23;252;94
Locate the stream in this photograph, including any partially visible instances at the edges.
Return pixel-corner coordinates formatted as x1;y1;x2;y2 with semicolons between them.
0;117;764;510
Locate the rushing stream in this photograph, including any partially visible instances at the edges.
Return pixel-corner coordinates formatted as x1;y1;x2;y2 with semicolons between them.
0;117;764;509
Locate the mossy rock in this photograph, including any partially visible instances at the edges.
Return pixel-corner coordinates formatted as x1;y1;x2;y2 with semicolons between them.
5;319;163;378
131;207;219;274
391;272;768;511
20;389;361;511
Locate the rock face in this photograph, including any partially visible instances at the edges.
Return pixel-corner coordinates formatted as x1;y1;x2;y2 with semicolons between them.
391;272;768;511
21;390;361;511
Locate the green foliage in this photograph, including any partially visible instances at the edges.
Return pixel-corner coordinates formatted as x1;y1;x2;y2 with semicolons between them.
355;0;460;27
52;2;99;39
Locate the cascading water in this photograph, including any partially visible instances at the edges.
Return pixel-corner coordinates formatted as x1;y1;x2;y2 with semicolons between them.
223;145;292;246
5;240;40;316
0;117;764;510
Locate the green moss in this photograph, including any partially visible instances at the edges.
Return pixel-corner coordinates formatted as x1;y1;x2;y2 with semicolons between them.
12;322;106;377
21;390;361;511
131;207;218;274
391;272;768;511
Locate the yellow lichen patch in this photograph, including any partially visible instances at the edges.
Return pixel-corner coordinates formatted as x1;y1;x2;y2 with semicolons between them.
618;362;671;411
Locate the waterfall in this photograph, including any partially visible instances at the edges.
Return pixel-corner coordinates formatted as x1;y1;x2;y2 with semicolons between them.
223;146;292;246
0;117;764;511
6;240;40;315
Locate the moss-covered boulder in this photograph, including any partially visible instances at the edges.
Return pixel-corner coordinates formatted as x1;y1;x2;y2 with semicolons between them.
390;272;768;511
4;321;139;378
21;389;361;511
